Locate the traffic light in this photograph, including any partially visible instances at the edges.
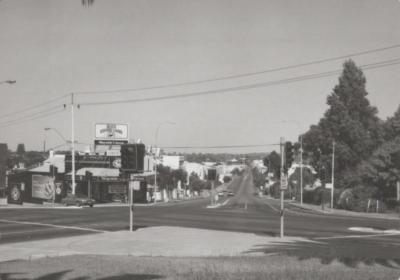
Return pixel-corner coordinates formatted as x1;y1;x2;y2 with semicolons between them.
319;166;326;184
207;168;217;181
284;141;294;174
120;143;146;173
49;165;58;176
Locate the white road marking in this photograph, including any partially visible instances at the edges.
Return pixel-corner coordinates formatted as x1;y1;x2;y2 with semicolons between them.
315;232;400;240
0;219;108;233
348;227;400;234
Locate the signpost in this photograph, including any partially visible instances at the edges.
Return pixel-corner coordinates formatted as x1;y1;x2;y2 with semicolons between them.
280;137;285;238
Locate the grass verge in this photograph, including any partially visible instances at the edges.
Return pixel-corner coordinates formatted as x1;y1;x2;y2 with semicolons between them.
0;254;399;280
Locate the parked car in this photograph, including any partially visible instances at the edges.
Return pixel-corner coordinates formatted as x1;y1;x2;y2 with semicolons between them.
61;194;95;207
227;191;235;196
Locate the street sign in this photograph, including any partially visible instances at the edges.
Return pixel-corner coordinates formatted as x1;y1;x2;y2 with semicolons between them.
325;183;333;189
129;180;141;191
280;175;288;190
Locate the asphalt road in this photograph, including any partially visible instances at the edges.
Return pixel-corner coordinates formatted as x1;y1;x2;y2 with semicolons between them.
1;170;400;265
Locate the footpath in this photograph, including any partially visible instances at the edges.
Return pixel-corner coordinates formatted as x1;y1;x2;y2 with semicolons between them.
0;196;206;209
288;201;400;220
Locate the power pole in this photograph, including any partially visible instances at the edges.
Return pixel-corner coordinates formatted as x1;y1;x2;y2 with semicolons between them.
300;135;303;205
71;93;76;195
280;137;285;238
331;140;335;211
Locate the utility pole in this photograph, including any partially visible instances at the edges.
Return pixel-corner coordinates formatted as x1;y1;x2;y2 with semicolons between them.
300;134;303;205
211;180;215;206
129;179;135;232
280;137;285;238
331;140;335;211
71;93;76;195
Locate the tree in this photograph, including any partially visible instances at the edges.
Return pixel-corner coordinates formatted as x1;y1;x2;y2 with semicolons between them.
263;151;281;178
360;138;400;198
16;144;25;156
303;60;383;189
384;105;400;141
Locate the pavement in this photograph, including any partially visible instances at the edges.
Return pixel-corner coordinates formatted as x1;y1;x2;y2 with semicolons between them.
0;226;308;262
289;201;400;220
0;197;204;209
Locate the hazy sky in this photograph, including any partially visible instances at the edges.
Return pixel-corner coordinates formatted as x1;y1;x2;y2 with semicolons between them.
0;0;399;153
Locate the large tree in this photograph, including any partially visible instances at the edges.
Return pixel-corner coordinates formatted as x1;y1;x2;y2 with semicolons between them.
263;151;281;178
303;60;383;189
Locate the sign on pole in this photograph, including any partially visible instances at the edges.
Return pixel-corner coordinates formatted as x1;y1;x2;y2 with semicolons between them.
280;175;288;190
325;183;333;190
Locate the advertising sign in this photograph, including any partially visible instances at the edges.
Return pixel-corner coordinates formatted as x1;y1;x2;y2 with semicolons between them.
8;184;22;204
95;123;129;140
32;175;55;200
108;184;126;194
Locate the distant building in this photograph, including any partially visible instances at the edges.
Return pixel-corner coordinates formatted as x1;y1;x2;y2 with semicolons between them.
161;155;184;170
251;160;267;174
182;161;207;180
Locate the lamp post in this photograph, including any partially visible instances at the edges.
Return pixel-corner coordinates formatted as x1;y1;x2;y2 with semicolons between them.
282;120;304;205
153;121;175;203
44;127;68;143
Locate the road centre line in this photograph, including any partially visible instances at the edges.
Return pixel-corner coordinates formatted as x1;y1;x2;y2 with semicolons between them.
0;219;108;233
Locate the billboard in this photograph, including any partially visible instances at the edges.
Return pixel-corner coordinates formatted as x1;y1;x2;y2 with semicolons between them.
32;175;55;200
95;123;129;140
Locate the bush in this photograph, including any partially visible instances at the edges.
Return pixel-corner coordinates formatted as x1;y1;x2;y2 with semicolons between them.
383;198;400;211
303;187;334;205
223;176;232;183
341;197;387;212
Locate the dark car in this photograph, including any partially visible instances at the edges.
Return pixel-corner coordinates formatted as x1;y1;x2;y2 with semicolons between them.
227;191;235;196
61;194;95;207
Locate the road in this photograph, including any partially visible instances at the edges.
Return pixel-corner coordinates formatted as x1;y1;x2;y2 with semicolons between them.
1;169;400;265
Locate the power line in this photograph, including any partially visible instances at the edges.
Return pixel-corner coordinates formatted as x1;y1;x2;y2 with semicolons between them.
79;58;400;106
0;94;68;120
0;105;64;126
74;44;400;95
161;144;280;149
0;108;65;128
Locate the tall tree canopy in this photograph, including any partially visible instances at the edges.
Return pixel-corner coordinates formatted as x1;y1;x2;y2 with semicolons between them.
303;60;383;189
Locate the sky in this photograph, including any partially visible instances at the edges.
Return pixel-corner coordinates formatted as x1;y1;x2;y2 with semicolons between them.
0;0;399;154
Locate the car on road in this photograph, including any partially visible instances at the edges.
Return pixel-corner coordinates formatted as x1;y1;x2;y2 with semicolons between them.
61;194;95;207
227;191;235;196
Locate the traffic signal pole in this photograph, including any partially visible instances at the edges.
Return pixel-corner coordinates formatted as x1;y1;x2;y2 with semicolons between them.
280;137;285;238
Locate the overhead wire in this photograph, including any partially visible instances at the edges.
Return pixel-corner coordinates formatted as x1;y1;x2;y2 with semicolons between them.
0;108;66;128
79;58;400;106
0;94;68;120
161;144;280;149
74;44;400;95
0;105;65;126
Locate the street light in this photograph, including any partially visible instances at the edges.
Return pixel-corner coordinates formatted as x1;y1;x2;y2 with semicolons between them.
154;121;176;203
44;127;68;143
0;80;16;85
282;120;304;205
